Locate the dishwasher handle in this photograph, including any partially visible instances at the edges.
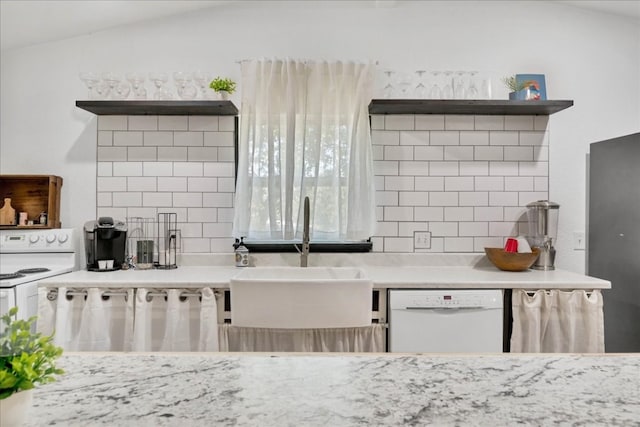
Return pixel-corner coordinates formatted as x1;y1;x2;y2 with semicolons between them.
403;306;497;311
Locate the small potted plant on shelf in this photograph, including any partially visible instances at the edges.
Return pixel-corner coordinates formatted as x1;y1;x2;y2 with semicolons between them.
502;75;532;100
209;77;237;100
0;307;64;426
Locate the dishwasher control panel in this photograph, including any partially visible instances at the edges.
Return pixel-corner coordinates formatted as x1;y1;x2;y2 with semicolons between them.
389;289;503;309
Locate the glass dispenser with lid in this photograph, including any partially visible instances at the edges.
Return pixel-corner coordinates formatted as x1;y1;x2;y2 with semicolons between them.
526;200;560;270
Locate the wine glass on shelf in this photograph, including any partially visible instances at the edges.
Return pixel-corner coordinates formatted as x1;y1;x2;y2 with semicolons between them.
454;71;467;99
414;70;427;98
442;71;454;99
397;72;413;99
428;70;442;99
101;72;122;99
193;70;215;99
126;72;147;100
79;72;105;99
149;72;173;100
382;70;396;99
467;71;479;99
111;81;131;100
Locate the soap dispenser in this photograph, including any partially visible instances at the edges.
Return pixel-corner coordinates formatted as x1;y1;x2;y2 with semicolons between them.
234;237;249;267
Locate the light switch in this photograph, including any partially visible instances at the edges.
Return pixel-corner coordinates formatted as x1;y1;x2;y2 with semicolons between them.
573;231;586;250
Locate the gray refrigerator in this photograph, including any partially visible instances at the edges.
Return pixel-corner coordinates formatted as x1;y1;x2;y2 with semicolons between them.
588;132;640;352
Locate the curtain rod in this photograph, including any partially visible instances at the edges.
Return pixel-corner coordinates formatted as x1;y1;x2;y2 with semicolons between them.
46;288;222;301
236;59;379;65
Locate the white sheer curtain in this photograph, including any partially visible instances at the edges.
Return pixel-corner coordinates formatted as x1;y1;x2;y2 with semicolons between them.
233;58;376;241
511;289;604;353
37;287;134;351
132;288;219;352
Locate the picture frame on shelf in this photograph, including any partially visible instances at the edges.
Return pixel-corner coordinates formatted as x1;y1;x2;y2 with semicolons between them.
516;74;547;101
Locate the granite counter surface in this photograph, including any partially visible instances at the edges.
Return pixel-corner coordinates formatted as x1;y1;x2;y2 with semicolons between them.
25;353;639;426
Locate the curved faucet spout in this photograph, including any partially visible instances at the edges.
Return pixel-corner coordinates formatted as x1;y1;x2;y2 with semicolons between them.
301;196;310;267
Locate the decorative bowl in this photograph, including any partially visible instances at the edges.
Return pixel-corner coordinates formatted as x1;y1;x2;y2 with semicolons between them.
484;247;540;272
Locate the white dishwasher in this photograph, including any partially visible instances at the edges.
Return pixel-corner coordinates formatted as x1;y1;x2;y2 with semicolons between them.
388;289;503;353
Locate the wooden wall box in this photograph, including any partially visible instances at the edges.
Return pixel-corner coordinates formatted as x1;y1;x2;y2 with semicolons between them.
0;175;63;229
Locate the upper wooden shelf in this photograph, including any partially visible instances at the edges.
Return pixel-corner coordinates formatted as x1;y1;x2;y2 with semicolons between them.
76;100;239;116
368;99;573;115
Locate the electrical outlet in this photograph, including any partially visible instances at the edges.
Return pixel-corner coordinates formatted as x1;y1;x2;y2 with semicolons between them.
573;231;586;250
414;231;431;249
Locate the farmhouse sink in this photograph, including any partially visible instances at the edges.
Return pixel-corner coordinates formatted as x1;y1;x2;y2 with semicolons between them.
230;267;373;329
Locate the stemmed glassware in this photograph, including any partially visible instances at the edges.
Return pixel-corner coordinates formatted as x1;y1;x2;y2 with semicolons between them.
442;71;454;99
467;71;479;99
149;72;173;100
126;72;147;100
397;73;413;98
414;70;427;98
79;72;108;99
173;72;197;100
382;70;396;99
454;71;467;99
193;71;215;99
428;71;442;99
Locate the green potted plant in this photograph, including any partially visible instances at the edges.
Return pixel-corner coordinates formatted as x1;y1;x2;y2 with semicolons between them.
502;75;532;100
209;77;237;100
0;307;64;426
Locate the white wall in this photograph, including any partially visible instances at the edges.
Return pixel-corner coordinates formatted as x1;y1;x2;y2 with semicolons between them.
1;1;638;273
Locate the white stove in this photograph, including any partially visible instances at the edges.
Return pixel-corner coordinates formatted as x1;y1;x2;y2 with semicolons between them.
0;228;75;326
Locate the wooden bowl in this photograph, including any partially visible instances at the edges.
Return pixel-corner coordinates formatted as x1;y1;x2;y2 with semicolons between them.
484;247;540;272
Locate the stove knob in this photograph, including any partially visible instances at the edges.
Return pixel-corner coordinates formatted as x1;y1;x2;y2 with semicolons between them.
58;234;68;243
46;234;56;244
29;235;40;244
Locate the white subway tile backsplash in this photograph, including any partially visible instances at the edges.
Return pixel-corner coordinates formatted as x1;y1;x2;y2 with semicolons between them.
414;177;444;191
372;145;384;160
97;162;112;177
384;206;414;221
112;192;142;207
143;162;173;177
370;115;385;130
414;207;444;221
430;131;459;145
98;147;127;161
174;132;204;146
376;191;399;206
534;116;549;131
519;161;548;176
173;192;203;207
429;162;459;176
519;131;548;146
384;146;414;161
534;177;548;192
188;147;218;162
182;238;211;253
415;115;444;130
489;222;518;237
474;237;503;252
460;131;489;145
459;191;488;206
384;237;414;252
218;147;235;162
210;238;235;253
444;146;474;161
128;147;157;161
533;146;549;161
444;207;474;222
398;222;428;236
203;163;234;177
157;147;188;161
474;206;504;221
504;207;528;222
144;131;173;146
400;131;429;145
189;116;219;131
489;161;519;176
157;177;187;192
126;207;157;220
203;193;234;208
174;162;203;177
128;177;157;192
203;222;233;238
444;237;473;252
374;161;399;176
129;116;158;131
142;192;173;207
217;208;235;222
399;161;429;176
504;116;534;131
414;146;444;161
204;132;234;146
98;131;113;146
475;176;504;191
371;130;400;145
385;115;414;130
399;192;429;206
113;162;142;177
98;116;127;130
217;177;235;193
505;177;534;192
178;222;203;238
459;222;488;236
114;131;143;146
158;116;188;131
219;116;236;132
460;161;489;176
188;208;218;223
97;177;126;192
518;192;548;206
489;192;518;206
474;146;503;161
445;115;474;130
376;221;399;236
474;116;504;130
429;222;458;236
504;146;534;161
429;192;458;206
489;131;519;146
97;207;127;219
385;176;414;191
188;177;217;192
97;192;112;207
444;177;474;191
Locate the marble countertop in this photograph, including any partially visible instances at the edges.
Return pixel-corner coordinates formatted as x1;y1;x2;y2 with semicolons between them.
37;263;611;290
25;352;639;426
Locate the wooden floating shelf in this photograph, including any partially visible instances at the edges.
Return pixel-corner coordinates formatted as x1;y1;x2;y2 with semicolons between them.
76;100;239;116
368;99;574;115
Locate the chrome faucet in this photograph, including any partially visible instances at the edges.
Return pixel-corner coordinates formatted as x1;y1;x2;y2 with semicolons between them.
300;196;310;267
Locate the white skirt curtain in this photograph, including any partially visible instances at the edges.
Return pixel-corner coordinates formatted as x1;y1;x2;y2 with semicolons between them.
37;287;134;352
219;324;385;352
233;58;377;241
132;288;219;352
511;289;604;353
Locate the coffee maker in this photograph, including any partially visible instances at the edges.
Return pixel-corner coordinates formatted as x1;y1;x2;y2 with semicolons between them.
526;200;560;270
84;217;127;271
